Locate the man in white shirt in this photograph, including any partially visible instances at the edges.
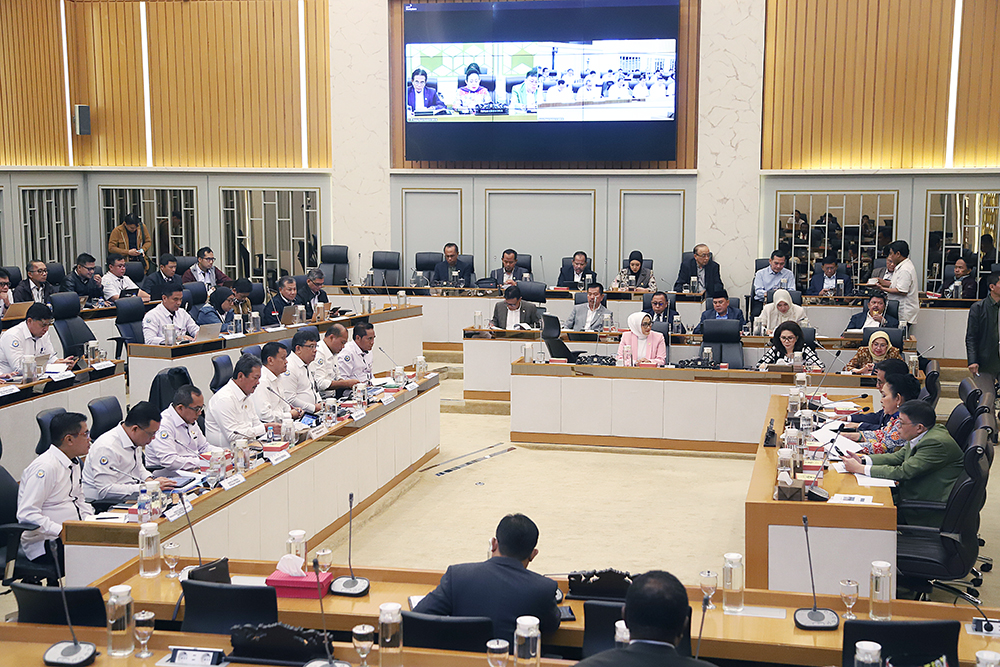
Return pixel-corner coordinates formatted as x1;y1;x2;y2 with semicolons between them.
880;240;919;325
103;254;150;302
313;324;355;393
278;329;322;413
338;322;375;384
205;354;282;448
142;283;199;345
564;283;610;331
576;74;601;101
546;79;575;103
145;385;219;471
17;412;94;566
254;341;304;422
752;250;796;306
82;401;178;501
0;267;11;318
0;303;74;375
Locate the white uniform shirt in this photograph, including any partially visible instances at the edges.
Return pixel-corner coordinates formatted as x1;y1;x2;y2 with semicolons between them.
82;425;153;501
337;339;373;384
889;257;919;324
505;307;521;330
311;340;342;391
103;274;139;300
253;366;293;423
142;303;199;345
18;446;93;559
0;321;56;375
145;405;214;471
189;264;217;288
205;378;266;448
279;351;319;411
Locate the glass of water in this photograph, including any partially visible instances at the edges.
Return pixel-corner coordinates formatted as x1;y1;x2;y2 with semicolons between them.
316;548;333;573
840;579;859;620
162;541;180;578
486;638;510;667
352;624;375;667
133;610;155;658
700;570;718;610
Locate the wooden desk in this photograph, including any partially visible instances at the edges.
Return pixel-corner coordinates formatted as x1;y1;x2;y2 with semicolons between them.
745;395;897;596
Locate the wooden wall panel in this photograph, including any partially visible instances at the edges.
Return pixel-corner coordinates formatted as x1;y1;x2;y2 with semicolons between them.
0;0;68;166
305;0;332;168
389;0;700;170
762;0;954;170
953;0;1000;168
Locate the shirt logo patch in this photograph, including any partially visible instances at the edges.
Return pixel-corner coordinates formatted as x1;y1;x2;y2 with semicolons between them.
99;456;109;465
343;355;351;362
159;430;169;439
36;470;44;478
10;340;18;348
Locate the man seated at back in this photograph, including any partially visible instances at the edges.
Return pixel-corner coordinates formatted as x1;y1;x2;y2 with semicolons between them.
576;570;717;667
296;268;329;319
182;246;232;288
808;256;853;296
694;290;746;334
262;275;298;327
643;291;678;326
63;253;104;300
751;250;794;317
557;251;598;289
414;514;561;641
490;285;541;329
12;260;57;304
673;244;724;295
103;254;150;303
145;385;220;472
433;243;474;286
489;249;530;286
565;283;610;331
844;291;899;331
141;253;184;301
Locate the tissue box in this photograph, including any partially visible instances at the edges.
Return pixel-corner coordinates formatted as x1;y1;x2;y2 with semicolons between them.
774;479;805;501
265;570;334;599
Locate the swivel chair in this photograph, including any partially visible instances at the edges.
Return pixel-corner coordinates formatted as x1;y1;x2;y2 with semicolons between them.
700;319;744;369
515;254;532;274
840;620;959;667
183;282;208;312
45;262;66;290
88;396;123;441
180;580;278;634
318;245;350;286
35;408;66;455
401;611;493;653
582;600;623;658
124;262;145;285
367;251;402;288
210;355;234;394
51;292;97;358
541;314;585;363
110;296;146;357
516;280;547;304
919;360;941;410
2;266;22;291
414;252;442;286
11;582;107;626
175;256;198;279
862;327;904;351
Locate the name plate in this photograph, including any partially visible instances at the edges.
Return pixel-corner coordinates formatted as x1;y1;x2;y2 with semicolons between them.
308;425;329;440
350;409;367;422
425;372;438;379
381;395;395;406
219;474;246;491
264;450;291;465
48;371;75;382
0;385;21;397
92;361;115;370
405;382;419;391
163;498;194;522
221;333;245;340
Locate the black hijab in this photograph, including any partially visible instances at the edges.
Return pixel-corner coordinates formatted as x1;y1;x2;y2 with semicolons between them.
628;250;644;276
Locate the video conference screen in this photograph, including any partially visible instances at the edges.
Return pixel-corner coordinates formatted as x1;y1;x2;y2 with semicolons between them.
403;0;680;162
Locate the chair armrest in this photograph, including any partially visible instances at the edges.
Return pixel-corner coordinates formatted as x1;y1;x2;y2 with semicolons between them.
0;521;40;535
897;525;940;536
897;500;947;512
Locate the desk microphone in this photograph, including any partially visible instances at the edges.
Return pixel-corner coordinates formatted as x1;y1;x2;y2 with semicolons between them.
107;465;143;484
378;346;399;368
805;350;843;409
962;594;997;633
343;277;360;315
304;558;352;667
42;540;97;666
330;492;369;597
170;489;203;622
793;516;839;630
538;254;545;284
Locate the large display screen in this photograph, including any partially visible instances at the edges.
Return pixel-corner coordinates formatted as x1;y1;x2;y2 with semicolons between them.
403;0;680;162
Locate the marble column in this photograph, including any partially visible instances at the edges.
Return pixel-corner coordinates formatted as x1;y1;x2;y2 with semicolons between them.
329;0;392;284
695;0;766;297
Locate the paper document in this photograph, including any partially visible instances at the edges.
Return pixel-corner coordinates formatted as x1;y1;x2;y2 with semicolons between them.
830;462;847;473
829;493;874;504
44;363;68;374
855;474;896;487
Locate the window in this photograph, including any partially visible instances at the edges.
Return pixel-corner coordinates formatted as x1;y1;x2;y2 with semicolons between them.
100;188;197;259
776;192;897;290
221;189;319;284
21;188;78;267
926;192;1000;293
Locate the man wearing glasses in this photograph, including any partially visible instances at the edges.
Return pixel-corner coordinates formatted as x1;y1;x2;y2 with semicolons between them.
278;329;322;413
182;246;232;288
146;385;221;472
295;268;329;320
0;303;75;375
82;401;178;502
12;260;57;304
673;244;724;295
142;283;199;346
0;267;13;318
63;253;104;300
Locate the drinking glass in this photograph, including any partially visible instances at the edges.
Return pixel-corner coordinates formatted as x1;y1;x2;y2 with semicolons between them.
352;623;375;667
133;610;155;658
840;579;859;620
486;638;510;667
700;570;718;610
316;548;333;573
162;541;180;578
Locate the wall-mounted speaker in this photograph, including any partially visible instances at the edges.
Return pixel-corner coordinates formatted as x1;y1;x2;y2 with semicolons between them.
73;104;90;136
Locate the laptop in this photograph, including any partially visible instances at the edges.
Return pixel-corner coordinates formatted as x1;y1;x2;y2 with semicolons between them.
2;301;32;321
194;322;223;342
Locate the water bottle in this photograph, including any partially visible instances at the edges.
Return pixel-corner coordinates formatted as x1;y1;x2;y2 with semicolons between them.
977;650;1000;667
137;487;151;523
415;356;428;380
795;372;808;392
138;522;161;578
799;410;814;442
836;279;845;296
869;560;892;620
393;366;406;385
614;619;630;648
106;584;134;657
281;418;295;443
624;344;633;367
145;480;161;518
266;425;275;442
378;602;403;667
366;269;375;287
513;615;541;666
163;324;176;346
234;440;249;474
602;313;611;331
854;641;881;667
206;451;223;488
788;387;801;416
286;530;307;570
792;350;803;372
722;553;744;613
250;311;261;332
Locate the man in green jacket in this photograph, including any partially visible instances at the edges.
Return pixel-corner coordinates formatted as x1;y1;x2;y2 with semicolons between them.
843;400;963;527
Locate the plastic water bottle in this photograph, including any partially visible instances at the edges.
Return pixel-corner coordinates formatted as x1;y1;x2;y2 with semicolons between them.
206;451;223;488
722;553;744;613
266;425;275;442
614;619;630;648
378;602;403;667
415;356;428;380
513;615;540;666
854;640;881;667
977;650;1000;667
145;480;161;518
869;561;892;620
624;344;633;367
138;522;161;578
106;584;134;657
136;487;151;523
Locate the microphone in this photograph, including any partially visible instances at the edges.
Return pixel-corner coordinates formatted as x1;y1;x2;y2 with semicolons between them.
342;276;361;315
304;558;352;667
792;516;840;630
329;492;370;597
695;593;708;659
805;350;843;409
42;540;97;666
108;465;143;484
378;346;399;368
916;344;935;358
964;595;998;633
538;254;545;284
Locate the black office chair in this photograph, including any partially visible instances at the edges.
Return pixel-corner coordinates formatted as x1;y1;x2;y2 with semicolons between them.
574;292;608;307
976;411;996;445
35;408;66;455
873;257;887;271
125;261;145;284
210;355;234;394
414;252;442;286
840;620;960;667
248;282;265;306
51;292;97;358
88;396;123;441
541;314;585;363
942;263;956;287
46;262;66;290
620;258;654;271
11;582;107;626
148;366;194;413
241;344;262;358
0;464;57;587
401;611;493;653
175;256;197;279
517;280;547;304
561;256;594;276
885;299;900;323
318;245;349;286
701;319;744;369
862;327;904;351
582;599;623;658
457;254;477;283
180;288;193;312
516;253;532;274
945;403;975;448
368;251;401;287
183;282;208;312
2;266;22;291
799;327;817;351
919;360;941;410
180;580;279;634
812;261;849;278
958;377;989;417
651;320;672;348
765;289;803;305
110;296;146;357
293;275;307;293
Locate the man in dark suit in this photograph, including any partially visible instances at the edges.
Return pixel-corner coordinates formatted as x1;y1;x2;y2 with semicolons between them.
556;251;598;288
490;285;540;329
12;260;58;303
694;289;746;334
295;268;329;319
673;244;724;295
807;256;854;296
489;249;529;286
262;275;298;327
414;514;561;641
844;292;899;331
62;253;104;300
406;68;447;112
140;253;183;301
576;570;717;667
643;291;678;326
433;243;474;286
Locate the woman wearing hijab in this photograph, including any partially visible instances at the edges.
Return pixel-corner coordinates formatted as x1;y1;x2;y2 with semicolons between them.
195;286;236;332
844;329;902;374
616;312;666;366
757;321;824;369
611;250;656;292
842;373;921;455
457;63;492;109
756;288;810;333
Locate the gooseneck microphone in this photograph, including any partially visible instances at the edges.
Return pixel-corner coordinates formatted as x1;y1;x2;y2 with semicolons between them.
330;492;370;597
695;594;709;659
43;540;97;666
303;558;351;667
108;465;143;484
793;516;840;630
806;350;843;409
378;346;399;368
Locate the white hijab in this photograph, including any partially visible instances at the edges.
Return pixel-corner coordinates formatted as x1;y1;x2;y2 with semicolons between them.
762;289;807;329
628;311;650;360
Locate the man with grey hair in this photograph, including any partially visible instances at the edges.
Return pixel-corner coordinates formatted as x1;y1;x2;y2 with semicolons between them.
296;268;329;319
146;384;220;471
262;275;298;327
